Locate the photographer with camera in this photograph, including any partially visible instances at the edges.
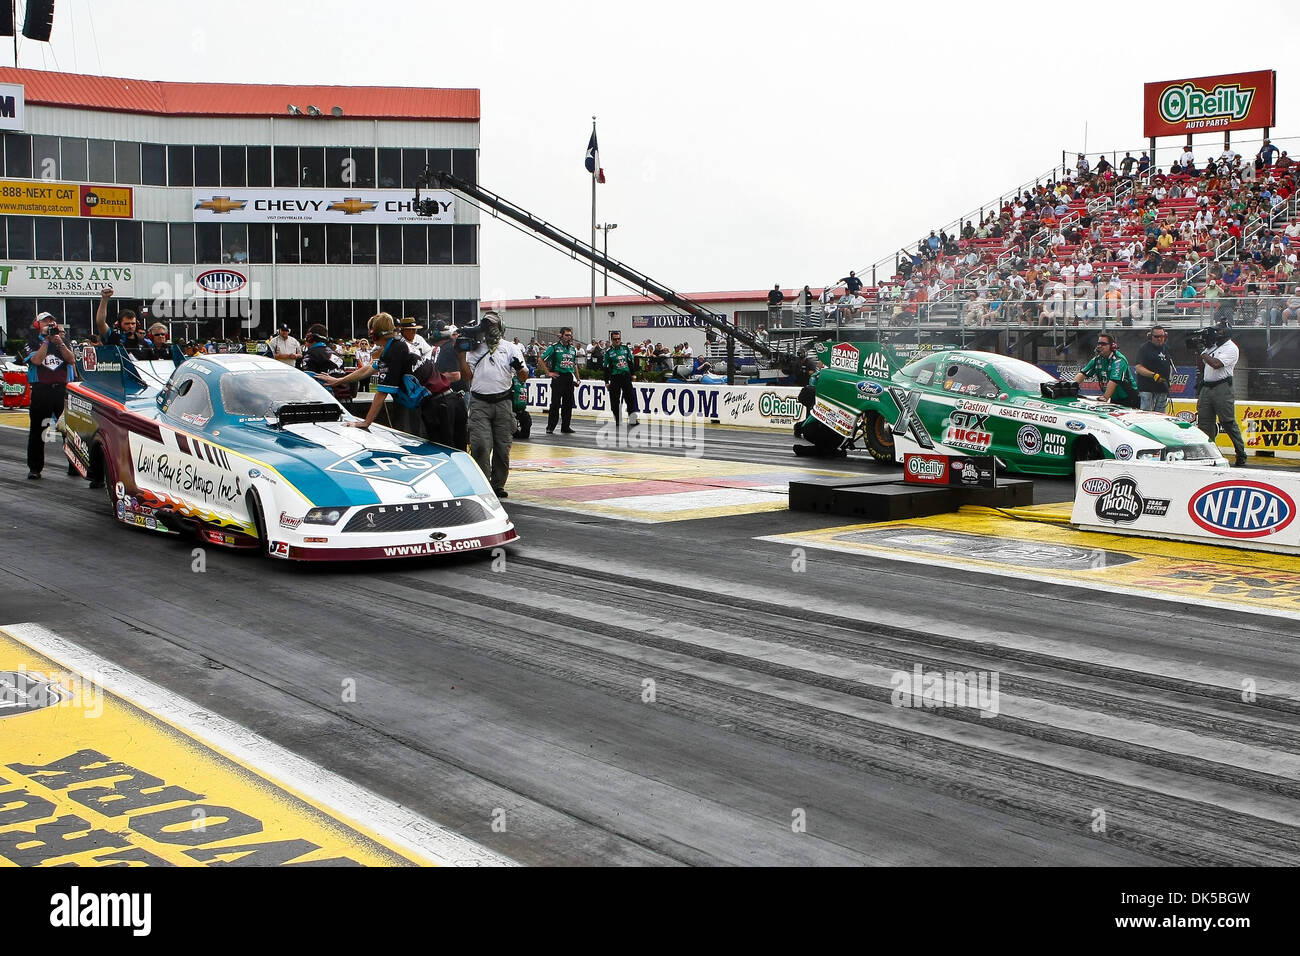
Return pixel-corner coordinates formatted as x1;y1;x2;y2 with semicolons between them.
456;312;528;498
1195;320;1247;466
537;327;581;435
21;313;76;480
1074;332;1140;408
1134;324;1173;414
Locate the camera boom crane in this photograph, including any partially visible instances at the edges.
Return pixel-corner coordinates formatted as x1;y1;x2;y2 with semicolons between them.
416;166;796;373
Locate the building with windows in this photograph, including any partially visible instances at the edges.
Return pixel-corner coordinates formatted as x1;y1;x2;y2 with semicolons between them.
0;67;479;346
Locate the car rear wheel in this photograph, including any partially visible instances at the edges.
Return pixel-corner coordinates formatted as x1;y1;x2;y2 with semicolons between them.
862;412;896;464
94;445;119;520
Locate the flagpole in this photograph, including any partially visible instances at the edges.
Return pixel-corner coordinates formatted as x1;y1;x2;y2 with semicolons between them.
590;116;597;346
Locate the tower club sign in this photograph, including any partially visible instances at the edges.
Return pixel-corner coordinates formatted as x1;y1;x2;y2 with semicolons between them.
1144;70;1276;138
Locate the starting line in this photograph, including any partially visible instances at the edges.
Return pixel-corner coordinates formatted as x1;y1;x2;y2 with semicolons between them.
507;440;855;522
761;505;1300;620
0;624;513;867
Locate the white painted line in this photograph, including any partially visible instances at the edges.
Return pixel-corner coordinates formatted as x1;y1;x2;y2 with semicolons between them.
2;622;517;867
756;534;1300;624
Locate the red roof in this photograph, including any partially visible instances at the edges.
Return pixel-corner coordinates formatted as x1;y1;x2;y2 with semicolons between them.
484;289;828;310
0;68;478;121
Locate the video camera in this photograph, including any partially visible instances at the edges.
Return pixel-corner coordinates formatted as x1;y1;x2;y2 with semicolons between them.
455;313;503;352
1186;325;1225;351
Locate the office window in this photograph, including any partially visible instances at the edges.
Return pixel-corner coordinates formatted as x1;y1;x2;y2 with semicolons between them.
401;148;426;189
194;146;220;187
274;224;299;263
4;133;31;177
377;148;400;188
452;149;477;186
275;300;300;335
453;225;477;265
403;300;428;324
143;222;169;263
352;224;376;264
247;146;271;187
90;220;116;261
0;219;7;258
379;299;402;320
302;300;327;335
63;220;90;261
351;148;376;188
247;223;271;264
141;144;166;185
378;224;402;264
402;225;427;264
35;218;62;259
326;224;350;264
61;138;88;181
453;300;477;327
115;141;141;184
117;221;143;263
426;148;451;178
273;146;298;187
220;146;246;187
300;224;325;264
221;223;248;263
326;300;353;339
428;225;452;264
32;135;60;179
325;147;349;188
430;300;454;326
299;146;324;188
170;224;196;264
88;139;115;182
196;223;222;263
351;300;376;334
7;216;33;259
168;145;194;186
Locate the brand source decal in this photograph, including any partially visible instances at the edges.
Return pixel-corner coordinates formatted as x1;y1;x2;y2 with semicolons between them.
1187;480;1295;538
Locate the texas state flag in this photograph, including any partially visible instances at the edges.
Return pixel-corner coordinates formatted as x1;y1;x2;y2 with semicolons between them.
585;130;606;184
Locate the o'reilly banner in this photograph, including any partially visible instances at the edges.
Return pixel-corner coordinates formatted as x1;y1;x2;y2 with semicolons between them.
0;263;135;297
192;188;455;224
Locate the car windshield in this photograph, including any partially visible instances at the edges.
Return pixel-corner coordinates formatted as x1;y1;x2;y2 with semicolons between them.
218;369;339;418
977;353;1058;392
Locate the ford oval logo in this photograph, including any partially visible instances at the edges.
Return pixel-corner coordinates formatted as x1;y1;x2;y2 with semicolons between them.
1081;477;1111;495
1065;419;1086;431
856;380;883;397
195;269;247;294
1187;480;1296;538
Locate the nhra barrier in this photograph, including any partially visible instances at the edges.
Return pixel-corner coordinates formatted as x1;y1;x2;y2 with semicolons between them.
1071;459;1300;555
1170;399;1300;460
523;379;805;430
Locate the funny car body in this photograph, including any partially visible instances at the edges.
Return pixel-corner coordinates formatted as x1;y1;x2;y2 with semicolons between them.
794;342;1227;475
61;347;517;560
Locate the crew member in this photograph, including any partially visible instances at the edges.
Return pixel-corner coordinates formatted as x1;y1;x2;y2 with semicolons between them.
300;324;355;403
22;313;76;480
602;330;638;428
399;317;434;359
537;326;580;435
270;325;302;365
1134;324;1173;414
429;320;468;448
1197;320;1247;467
1074;332;1139;407
457;312;528;497
94;287;153;358
511;374;532;440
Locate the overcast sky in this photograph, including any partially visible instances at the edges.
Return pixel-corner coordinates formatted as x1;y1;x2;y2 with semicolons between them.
23;0;1300;300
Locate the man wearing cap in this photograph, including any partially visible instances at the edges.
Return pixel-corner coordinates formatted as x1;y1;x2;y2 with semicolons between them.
271;325;301;365
21;313;77;480
94;287;153;359
399;317;434;359
300;324;354;403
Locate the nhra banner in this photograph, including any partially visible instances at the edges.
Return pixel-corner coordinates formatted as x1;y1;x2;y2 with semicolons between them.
1072;459;1300;555
192;188;455;224
524;379;805;429
1143;70;1276;138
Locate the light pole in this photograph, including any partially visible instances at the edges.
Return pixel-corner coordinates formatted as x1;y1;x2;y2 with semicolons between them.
596;222;618;296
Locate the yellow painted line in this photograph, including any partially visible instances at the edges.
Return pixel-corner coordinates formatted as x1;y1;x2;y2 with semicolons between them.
762;505;1300;619
507;441;856;523
0;625;512;867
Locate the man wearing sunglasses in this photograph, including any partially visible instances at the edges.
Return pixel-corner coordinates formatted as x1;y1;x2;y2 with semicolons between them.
1074;332;1140;408
1135;324;1173;414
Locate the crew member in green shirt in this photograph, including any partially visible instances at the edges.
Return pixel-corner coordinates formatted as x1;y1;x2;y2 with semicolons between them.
601;330;639;428
538;326;581;434
1074;332;1140;408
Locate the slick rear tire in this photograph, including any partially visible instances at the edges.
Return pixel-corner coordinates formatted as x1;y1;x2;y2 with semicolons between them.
862;412;896;464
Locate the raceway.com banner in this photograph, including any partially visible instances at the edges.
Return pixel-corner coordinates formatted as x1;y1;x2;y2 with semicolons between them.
523;379;805;429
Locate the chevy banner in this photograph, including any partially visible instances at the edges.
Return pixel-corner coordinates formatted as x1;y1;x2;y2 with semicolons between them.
192;188;455;224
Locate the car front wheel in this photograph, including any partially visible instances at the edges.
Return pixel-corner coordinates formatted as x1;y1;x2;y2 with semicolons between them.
862;412;896;464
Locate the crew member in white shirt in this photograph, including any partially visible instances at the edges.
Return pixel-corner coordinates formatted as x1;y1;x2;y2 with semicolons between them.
1196;320;1247;466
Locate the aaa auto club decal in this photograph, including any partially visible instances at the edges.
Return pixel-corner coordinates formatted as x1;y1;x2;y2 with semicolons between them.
1188;480;1295;538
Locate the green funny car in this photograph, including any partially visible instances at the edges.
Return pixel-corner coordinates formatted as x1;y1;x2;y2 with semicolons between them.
794;342;1226;475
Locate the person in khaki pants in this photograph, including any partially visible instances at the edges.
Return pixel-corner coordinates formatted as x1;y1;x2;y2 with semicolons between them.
1196;320;1247;467
457;314;528;498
